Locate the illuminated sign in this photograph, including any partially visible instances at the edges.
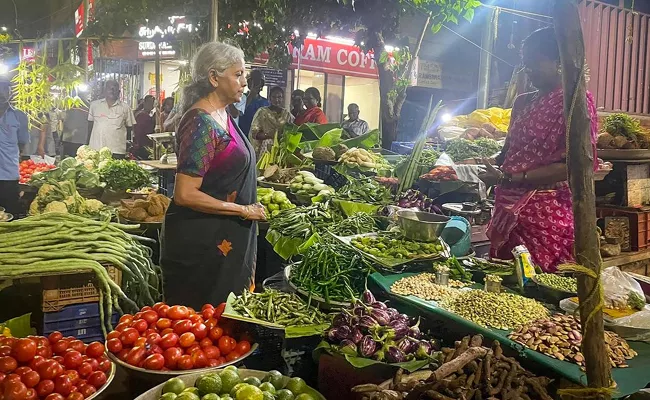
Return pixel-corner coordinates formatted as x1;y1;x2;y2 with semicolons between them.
138;42;177;59
138;16;193;39
21;47;35;62
74;0;95;37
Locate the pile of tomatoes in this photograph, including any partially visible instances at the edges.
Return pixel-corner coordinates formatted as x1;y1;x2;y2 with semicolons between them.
19;160;56;184
0;334;111;400
106;302;252;372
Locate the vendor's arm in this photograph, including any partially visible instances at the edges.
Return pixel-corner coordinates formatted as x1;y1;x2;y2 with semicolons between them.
509;163;567;185
249;109;273;141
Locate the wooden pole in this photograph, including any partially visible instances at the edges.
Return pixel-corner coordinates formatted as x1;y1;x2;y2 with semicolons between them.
553;1;612;397
210;0;219;41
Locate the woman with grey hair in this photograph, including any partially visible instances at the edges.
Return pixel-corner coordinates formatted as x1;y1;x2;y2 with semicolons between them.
160;42;266;308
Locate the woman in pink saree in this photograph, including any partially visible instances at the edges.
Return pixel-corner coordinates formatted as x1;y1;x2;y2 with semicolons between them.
483;28;598;272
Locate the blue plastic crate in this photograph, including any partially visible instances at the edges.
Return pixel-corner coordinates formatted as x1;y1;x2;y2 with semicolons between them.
43;303;101;323
79;335;105;344
43;313;118;333
46;325;105;340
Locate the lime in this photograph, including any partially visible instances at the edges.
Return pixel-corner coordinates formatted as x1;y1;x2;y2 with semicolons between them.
197;375;223;396
183;388;201;396
202;395;220;400
219;370;242;394
285;378;306;395
261;392;274;400
230;383;248;397
243;377;261;387
258;383;275;394
235;385;263;400
263;370;285;390
276;389;295;400
223;365;239;374
295;394;316;400
159;394;178;400
163;378;187;395
220;396;234;400
176;393;200;400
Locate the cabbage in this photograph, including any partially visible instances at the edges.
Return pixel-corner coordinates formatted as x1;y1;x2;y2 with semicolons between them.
60;167;77;181
59;157;78;170
76;170;101;189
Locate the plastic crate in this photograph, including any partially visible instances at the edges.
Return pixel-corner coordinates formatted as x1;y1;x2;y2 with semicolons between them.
597;207;650;251
43;302;119;333
41;265;122;312
47;325;105;340
313;163;348;189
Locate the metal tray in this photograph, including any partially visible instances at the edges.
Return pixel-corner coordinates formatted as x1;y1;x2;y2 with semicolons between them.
87;362;117;399
598;148;650;160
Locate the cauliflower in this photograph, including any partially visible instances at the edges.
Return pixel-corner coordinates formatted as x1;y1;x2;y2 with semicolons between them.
83;159;95;171
44;201;69;214
81;199;104;215
76;145;91;158
99;147;113;162
29;200;40;215
38;183;56;197
97;160;109;170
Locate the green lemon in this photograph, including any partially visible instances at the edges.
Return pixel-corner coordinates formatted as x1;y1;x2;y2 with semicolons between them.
202;395;220;400
235;385;263;400
275;389;295;400
219;370;242;394
258;383;275;394
176;393;200;400
163;378;187;395
261;392;274;400
243;377;261;387
230;383;248;397
285;378;306;395
223;365;239;374
295;394;316;400
183;388;201;396
220;396;234;400
197;375;223;396
262;370;285;390
159;393;178;400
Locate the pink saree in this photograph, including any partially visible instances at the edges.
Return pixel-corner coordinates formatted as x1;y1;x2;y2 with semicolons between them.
486;88;598;272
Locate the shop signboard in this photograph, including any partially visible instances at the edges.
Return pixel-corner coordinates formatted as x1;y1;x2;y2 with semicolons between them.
21;47;35;62
138;16;193;40
252;67;287;88
413;59;443;89
74;0;95;37
287;38;378;79
138;41;177;59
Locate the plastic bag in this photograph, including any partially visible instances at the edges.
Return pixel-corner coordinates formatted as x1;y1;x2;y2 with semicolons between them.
608;308;650;341
601;266;646;311
30;155;55;165
434;153;455;166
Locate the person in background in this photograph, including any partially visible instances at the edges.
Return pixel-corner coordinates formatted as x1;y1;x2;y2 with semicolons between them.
238;69;270;134
295;87;327;125
88;80;135;159
228;91;247;126
160;42;266;308
61;101;89;157
160;97;175;125
49;108;61;155
26;114;54;157
163;101;181;132
341;103;369;137
132;95;156;159
290;89;305;120
249;87;294;160
0;80;30;215
480;27;598;273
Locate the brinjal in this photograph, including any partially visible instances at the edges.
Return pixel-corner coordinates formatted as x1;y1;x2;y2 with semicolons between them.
398;199;411;208
362;290;376;304
358;315;379;330
409;319;423;339
332;313;350;328
396;337;416;354
339;339;358;356
333;325;352;342
349;328;363;344
360;335;378;358
392;313;410;324
372;348;386;362
386;308;399;320
385;321;410;340
386;346;407;363
370;301;388;310
416;341;432;359
370;309;391;326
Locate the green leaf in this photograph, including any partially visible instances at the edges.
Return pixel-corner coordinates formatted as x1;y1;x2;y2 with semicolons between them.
317;128;344;148
313;341;430;373
1;313;33;338
341;129;380;149
463;7;475;21
448;14;458;24
431;22;443;34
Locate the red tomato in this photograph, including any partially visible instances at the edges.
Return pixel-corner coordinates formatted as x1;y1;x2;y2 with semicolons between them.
35;345;53;359
99;358;111;373
45;393;65;400
14;367;31;377
141;306;153;312
162;348;182;369
54;375;73;397
82;358;98;372
85;343;104;359
190;323;208;340
77;383;96;398
143;354;165;370
23;388;37;400
0;372;5;383
172;320;192;336
225;351;242;362
131;320;148;334
144;328;157;337
160;328;174;336
52;356;64;365
12;339;37;363
235;341;251;355
159;333;178;350
125;347;146;367
38;360;63;381
167;306;189;321
204;318;218;330
178;333;195;348
116;349;129;362
119;328;139;346
28;356;46;371
68;341;85;354
47;332;62;344
3;380;28;400
217;336;236;356
146;333;162;345
114;322;130;333
176;355;193;370
106;339;122;354
207;359;220;367
133;337;147;348
141;310;159;325
20;370;40;389
106;331;120;341
156;318;172;330
51;340;69;355
188;314;202;324
64;370;80;386
190;350;208;369
118;315;134;325
201;304;214;312
157;305;170;318
36;379;54;397
77;363;92;379
185;344;200;356
201;308;215;320
203;346;220;360
214;303;226;319
0;357;17;374
208;327;223;342
63;351;83;370
152;302;166;312
66;392;84;400
87;371;106;389
199;338;213;348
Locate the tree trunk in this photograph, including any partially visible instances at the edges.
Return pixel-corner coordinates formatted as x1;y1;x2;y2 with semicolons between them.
553;1;612;398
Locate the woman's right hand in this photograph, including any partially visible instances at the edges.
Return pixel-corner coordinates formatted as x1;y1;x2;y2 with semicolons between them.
242;204;267;221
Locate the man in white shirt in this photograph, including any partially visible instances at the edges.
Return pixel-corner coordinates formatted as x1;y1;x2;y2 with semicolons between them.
87;80;135;158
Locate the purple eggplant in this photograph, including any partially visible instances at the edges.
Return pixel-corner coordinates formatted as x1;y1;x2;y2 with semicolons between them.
430;338;441;351
360;335;378;358
386;308;399;320
362;290;376;304
391;313;410;325
415;341;432;359
398;199;411;208
349;328;364;344
370;301;388;310
332;313;350;328
353;304;366;317
409;318;422;339
358;315;379;331
339;339;358;356
372;348;386;362
332;325;351;342
396;337;417;354
370;309;391;326
385;321;410;340
386;347;407;363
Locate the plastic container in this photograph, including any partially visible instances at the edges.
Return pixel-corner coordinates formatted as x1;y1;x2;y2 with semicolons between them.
43;302;119;333
41;265;122;312
597;207;650;251
435;271;450;286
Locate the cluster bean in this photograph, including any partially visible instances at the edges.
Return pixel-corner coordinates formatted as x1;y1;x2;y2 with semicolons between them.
391;273;462;303
352;235;443;260
231;289;330;327
442;290;549;330
536;273;578;293
510;314;637;367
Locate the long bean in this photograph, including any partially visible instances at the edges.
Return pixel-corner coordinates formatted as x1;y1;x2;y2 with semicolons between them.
231;289;330;327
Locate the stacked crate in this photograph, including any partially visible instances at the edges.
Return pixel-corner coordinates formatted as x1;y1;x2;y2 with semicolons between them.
42;303;119;343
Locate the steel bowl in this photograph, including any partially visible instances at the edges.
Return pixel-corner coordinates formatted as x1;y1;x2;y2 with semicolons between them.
397;210;450;242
